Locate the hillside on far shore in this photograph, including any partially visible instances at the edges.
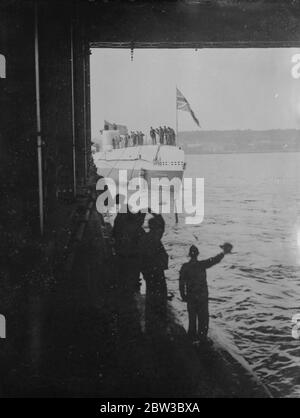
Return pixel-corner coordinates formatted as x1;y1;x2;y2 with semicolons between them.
178;129;300;154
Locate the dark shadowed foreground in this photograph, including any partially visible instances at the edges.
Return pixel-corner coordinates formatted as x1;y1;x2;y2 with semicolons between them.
0;207;271;397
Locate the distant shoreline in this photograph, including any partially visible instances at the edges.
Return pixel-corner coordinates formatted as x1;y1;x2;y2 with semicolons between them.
178;129;300;155
184;150;300;156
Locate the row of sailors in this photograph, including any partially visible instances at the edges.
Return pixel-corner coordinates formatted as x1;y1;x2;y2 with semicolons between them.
112;131;145;149
111;126;176;149
150;126;176;146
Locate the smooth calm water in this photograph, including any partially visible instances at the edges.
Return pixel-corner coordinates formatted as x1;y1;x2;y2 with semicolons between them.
162;152;300;397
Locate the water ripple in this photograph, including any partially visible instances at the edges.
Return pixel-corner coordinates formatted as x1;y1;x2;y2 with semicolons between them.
163;153;300;397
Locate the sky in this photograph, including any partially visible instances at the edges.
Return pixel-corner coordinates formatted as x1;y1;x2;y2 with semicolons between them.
90;48;300;138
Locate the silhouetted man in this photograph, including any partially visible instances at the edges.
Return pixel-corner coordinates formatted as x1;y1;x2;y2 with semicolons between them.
179;243;232;342
139;213;168;335
113;205;146;293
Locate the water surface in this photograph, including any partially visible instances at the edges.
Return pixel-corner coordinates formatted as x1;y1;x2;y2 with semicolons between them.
162;152;300;397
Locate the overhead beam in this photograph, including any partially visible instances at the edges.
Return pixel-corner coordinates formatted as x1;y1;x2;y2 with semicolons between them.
87;1;300;48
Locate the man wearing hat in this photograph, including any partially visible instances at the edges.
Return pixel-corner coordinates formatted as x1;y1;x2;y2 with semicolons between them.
179;243;233;342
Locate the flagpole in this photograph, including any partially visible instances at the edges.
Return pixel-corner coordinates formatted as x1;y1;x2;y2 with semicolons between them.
176;107;178;144
175;87;178;144
174;87;179;224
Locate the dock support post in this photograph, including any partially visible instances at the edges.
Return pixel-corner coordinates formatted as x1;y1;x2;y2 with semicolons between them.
34;1;44;235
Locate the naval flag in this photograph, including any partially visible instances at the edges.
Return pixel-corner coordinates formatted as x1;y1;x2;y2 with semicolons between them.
176;88;201;128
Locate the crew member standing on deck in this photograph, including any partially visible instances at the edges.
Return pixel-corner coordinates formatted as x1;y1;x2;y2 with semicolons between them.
163;126;168;145
171;127;176;145
179;243;232;342
158;127;164;144
140;131;145;145
130;131;134;146
150;127;156;145
133;132;137;146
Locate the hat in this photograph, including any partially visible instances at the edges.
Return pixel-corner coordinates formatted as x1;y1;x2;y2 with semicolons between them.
220;242;233;253
149;216;164;231
189;245;199;257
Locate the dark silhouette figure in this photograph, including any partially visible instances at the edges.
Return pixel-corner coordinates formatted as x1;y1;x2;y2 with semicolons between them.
113;206;146;294
111;201;146;343
139;213;168;335
179;243;232;342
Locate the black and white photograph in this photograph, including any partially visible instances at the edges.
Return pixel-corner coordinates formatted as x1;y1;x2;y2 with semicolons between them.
1;0;300;401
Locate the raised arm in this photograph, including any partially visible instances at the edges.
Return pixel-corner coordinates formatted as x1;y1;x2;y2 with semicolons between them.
201;252;224;269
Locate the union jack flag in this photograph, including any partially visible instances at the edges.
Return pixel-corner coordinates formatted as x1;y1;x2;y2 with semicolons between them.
176;88;201;128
